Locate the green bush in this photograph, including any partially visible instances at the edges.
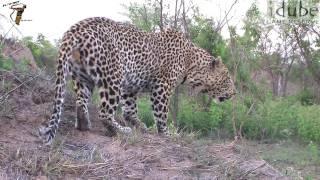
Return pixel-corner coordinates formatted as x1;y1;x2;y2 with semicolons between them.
297;105;320;142
22;35;58;74
0;48;14;70
239;97;320;142
135;94;320;143
297;89;316;106
177;98;223;135
218;98;251;137
243;98;298;140
0;57;14;70
137;97;154;127
137;96;225;136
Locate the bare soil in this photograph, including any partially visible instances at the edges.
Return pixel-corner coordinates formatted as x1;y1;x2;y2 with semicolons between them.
0;71;287;179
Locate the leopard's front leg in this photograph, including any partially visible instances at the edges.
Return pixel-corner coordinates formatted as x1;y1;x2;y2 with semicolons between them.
150;82;171;135
98;77;132;136
121;91;147;132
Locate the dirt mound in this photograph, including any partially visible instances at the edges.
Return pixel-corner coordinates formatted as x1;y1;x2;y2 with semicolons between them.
0;70;287;179
1;36;38;71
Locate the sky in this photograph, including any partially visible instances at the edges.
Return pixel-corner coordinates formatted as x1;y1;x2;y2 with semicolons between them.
0;0;262;42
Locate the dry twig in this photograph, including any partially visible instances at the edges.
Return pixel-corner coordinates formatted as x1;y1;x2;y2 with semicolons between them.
0;69;43;102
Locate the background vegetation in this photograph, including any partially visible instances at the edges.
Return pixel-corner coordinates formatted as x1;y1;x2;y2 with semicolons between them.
1;0;319;178
1;1;319;144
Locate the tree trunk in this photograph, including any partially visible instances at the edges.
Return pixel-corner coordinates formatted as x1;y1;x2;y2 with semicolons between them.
277;74;282;97
170;0;189;129
181;0;190;38
172;87;179;128
174;0;179;29
170;0;181;128
159;0;163;31
293;27;320;86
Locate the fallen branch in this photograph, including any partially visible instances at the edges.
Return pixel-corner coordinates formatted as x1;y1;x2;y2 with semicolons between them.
0;69;31;89
160;165;216;171
0;69;43;102
239;161;266;179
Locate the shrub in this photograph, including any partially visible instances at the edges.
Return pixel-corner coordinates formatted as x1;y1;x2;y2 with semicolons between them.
22;35;58;74
135;93;320;143
0;48;14;70
218;98;251;137
177;98;223;136
297;105;320;142
0;57;14;70
137;96;225;135
243;98;299;140
297;89;316;106
137;97;154;127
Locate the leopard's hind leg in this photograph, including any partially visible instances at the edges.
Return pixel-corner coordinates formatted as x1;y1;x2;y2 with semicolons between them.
72;75;94;131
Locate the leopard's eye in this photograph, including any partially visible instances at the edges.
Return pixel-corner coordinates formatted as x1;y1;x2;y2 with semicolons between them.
210;60;216;70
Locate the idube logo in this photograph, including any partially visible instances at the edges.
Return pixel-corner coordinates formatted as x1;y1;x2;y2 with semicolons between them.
268;0;320;23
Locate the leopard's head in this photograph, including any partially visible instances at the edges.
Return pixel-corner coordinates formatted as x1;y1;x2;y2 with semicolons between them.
185;47;236;102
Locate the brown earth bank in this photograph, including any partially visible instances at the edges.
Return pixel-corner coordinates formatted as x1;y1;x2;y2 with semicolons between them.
0;70;288;179
0;37;38;71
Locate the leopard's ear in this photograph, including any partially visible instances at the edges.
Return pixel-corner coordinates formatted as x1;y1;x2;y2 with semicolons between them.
216;56;223;64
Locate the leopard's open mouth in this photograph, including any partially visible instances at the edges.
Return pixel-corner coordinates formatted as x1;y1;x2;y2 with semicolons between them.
218;96;227;102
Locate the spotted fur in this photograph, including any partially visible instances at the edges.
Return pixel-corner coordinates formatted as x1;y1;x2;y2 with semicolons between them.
38;17;236;145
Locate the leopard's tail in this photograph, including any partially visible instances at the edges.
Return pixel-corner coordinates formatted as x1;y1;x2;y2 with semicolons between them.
38;34;75;145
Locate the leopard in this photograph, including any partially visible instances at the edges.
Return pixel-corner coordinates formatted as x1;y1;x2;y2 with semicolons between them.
38;17;236;145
